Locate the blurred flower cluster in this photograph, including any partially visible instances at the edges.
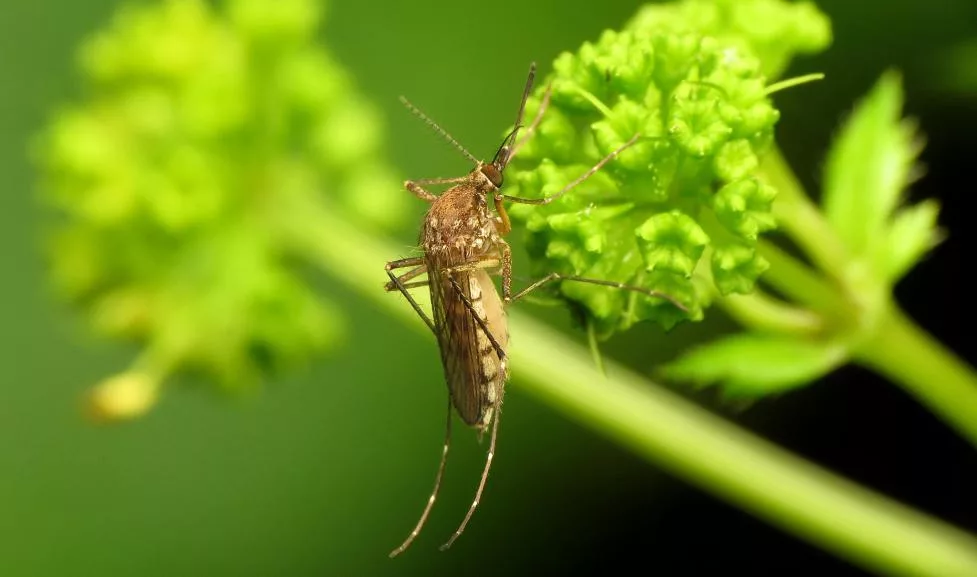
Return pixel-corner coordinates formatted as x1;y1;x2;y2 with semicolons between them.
506;0;830;333
35;0;405;419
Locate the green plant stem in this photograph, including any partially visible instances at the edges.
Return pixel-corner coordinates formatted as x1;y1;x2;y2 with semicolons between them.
760;146;850;276
284;205;977;577
756;146;977;449
520;318;977;577
719;290;824;336
756;240;852;319
855;303;977;447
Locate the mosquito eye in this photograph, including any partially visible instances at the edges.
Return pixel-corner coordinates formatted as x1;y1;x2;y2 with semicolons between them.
481;164;503;188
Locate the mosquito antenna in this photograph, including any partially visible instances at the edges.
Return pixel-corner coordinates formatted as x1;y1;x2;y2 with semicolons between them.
400;95;479;165
492;62;537;170
389;396;454;558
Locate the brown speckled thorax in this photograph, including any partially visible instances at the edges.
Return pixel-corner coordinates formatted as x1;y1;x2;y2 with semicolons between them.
422;167;500;255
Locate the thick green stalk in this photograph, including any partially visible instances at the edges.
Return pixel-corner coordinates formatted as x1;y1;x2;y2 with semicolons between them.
282;204;977;577
520;319;977;577
855;303;977;447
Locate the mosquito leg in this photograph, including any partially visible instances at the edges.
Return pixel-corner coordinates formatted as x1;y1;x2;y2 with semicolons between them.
406;175;471;200
493;196;512;236
389;395;454;558
435;247;511;304
437;272;509;551
500;241;513;304
440;390;502;552
413;176;470;186
440;258;502;277
385;260;437;336
445;274;507;362
397;280;431;290
510;273;688;313
405;181;441;202
441;258;509;355
384;262;428;292
387;257;426;271
503;132;642;206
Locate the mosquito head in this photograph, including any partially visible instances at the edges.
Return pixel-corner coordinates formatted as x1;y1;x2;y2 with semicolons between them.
479;162;504;189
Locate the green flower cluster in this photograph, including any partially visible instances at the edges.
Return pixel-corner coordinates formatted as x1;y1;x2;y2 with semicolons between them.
506;0;830;334
35;0;403;417
628;0;831;77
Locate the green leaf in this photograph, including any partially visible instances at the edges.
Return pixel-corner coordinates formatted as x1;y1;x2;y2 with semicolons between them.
822;71;920;266
883;199;944;282
662;333;848;398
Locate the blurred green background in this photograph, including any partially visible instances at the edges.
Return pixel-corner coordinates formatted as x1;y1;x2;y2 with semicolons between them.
1;1;975;575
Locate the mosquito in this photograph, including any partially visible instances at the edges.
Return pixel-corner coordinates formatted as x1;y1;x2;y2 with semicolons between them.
385;62;686;557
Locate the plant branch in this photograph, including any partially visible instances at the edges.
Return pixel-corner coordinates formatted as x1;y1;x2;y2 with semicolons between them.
760;146;851;277
756;240;853;320
855;303;977;448
518;317;977;577
718;290;824;336
757;146;977;449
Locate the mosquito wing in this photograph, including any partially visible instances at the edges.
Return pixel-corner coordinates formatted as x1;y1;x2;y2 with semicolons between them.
427;253;509;430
